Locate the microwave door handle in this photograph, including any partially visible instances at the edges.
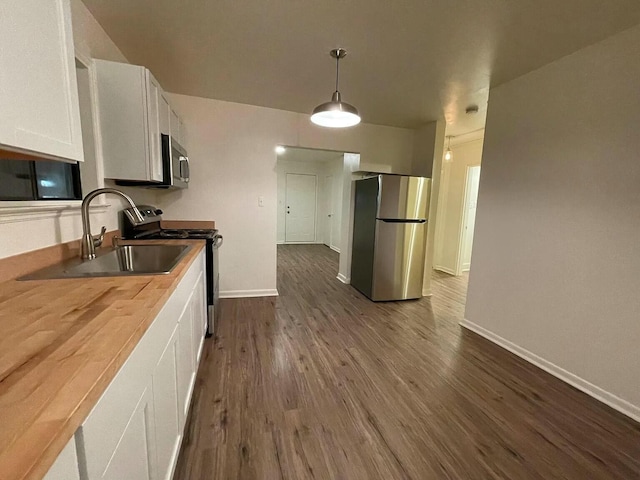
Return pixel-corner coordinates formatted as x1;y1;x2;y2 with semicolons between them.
179;156;190;182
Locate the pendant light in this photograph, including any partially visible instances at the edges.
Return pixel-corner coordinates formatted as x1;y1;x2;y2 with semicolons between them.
311;48;361;128
444;135;453;163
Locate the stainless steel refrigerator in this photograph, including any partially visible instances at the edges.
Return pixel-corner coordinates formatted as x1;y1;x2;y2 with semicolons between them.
350;174;431;301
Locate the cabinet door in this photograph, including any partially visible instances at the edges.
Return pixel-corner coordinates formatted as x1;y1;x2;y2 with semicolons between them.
145;72;163;182
178;117;187;148
43;438;80;480
0;0;84;162
176;293;195;431
101;383;157;480
192;271;207;365
153;326;181;480
159;94;171;135
170;109;180;142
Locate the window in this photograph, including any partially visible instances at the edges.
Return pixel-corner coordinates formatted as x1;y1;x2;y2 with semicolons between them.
0;159;82;201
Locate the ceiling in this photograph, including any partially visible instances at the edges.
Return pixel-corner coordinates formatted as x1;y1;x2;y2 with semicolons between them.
81;0;640;135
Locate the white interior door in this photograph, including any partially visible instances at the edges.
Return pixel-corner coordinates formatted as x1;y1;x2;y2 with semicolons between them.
461;165;481;271
323;174;334;247
285;173;317;242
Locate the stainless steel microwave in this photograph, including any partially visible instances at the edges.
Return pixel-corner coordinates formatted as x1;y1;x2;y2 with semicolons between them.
162;134;189;189
116;134;189;189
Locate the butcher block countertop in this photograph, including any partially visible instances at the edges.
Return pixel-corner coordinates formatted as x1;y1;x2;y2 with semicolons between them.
0;240;205;480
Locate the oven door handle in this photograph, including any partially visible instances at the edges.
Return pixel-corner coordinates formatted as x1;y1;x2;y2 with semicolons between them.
214;234;223;248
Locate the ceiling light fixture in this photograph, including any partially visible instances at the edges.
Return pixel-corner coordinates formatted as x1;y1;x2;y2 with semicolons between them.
275;145;286;154
444;136;454;163
310;48;361;128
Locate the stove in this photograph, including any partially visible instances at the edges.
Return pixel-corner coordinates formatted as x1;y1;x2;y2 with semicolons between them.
120;205;222;337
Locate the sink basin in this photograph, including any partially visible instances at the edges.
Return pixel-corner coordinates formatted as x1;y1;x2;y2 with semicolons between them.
20;244;192;280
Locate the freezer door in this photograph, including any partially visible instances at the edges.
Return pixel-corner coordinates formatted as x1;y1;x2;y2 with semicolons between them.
350;176;380;298
371;219;427;300
377;175;431;220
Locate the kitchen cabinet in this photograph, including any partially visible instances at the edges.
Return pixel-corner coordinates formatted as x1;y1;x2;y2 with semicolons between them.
176;268;205;431
177;291;196;430
99;383;156;480
94;60;165;182
43;438;80;480
170;109;187;148
192;274;207;364
153;326;181;480
159;94;171;137
0;0;84;163
76;249;206;480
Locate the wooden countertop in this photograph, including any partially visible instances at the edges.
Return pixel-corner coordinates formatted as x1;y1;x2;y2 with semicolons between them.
0;240;206;480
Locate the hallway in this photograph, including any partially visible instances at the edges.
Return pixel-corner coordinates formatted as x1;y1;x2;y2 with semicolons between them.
175;244;640;479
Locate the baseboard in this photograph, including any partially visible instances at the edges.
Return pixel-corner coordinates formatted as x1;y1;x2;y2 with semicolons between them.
460;319;640;424
276;241;284;245
434;265;456;275
329;245;341;254
219;289;279;299
336;273;350;284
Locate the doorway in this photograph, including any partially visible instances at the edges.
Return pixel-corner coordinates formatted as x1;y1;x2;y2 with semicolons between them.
285;173;317;242
459;165;481;272
433;137;483;277
276;146;354;280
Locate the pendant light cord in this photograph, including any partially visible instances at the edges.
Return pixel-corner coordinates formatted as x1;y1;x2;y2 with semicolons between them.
335;55;340;93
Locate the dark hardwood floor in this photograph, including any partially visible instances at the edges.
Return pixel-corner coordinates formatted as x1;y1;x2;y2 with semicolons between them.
175;244;640;479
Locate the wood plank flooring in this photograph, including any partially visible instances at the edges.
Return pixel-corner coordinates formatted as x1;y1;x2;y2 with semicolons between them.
175;244;640;479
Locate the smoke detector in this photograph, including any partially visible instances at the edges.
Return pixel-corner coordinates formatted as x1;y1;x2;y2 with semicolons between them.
465;105;479;115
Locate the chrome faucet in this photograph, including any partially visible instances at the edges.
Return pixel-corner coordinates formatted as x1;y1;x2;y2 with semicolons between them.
80;188;145;260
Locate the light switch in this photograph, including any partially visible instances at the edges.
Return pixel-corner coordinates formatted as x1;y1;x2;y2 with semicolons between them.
258;196;264;207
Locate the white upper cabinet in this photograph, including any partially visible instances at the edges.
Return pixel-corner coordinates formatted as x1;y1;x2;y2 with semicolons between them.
0;0;84;162
170;109;187;148
159;93;171;136
94;60;164;182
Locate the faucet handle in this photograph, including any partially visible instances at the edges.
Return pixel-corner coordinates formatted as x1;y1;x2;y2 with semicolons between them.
93;226;107;248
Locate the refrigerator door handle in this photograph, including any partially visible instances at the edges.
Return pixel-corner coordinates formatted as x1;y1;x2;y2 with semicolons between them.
377;218;427;224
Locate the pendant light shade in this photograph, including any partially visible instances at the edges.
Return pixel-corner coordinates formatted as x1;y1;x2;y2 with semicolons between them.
311;49;361;128
444;135;453;163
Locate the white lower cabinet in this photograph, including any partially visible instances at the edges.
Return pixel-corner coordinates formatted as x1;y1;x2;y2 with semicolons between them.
43;438;80;480
153;326;181;480
176;290;196;430
101;383;156;480
75;249;206;480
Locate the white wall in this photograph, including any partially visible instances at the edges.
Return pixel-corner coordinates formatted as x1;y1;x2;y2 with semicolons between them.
434;138;483;275
411;121;440;177
325;157;344;251
157;94;415;297
464;24;640;421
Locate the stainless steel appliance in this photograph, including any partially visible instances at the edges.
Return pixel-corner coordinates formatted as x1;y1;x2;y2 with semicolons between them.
350;174;431;301
120;205;222;336
163;134;189;189
116;134;189;189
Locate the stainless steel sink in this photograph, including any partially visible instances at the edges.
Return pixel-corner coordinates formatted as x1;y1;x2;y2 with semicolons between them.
20;244;192;280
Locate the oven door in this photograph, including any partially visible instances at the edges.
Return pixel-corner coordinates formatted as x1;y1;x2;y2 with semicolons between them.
171;137;189;189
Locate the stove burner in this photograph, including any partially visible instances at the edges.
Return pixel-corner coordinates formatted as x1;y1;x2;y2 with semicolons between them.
159;229;190;239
